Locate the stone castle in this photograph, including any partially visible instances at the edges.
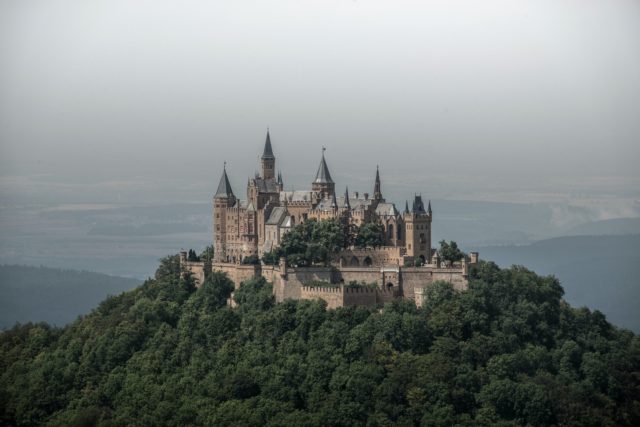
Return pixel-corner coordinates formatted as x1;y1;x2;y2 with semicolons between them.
181;131;478;308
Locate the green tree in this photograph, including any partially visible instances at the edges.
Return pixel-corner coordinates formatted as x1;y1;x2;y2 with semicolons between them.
355;222;385;248
438;240;465;263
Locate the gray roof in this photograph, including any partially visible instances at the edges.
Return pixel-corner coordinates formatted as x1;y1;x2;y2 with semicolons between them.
266;207;288;225
313;152;333;184
280;191;312;202
412;195;426;213
262;131;275;159
215;167;234;198
252;177;279;193
376;202;399;217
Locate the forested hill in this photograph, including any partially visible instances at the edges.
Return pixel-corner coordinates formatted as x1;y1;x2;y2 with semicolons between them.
1;257;639;426
0;265;140;329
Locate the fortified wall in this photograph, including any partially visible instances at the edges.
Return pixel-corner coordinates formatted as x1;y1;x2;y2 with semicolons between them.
180;251;478;308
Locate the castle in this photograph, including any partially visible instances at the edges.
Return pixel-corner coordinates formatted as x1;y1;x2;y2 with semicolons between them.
181;131;478;308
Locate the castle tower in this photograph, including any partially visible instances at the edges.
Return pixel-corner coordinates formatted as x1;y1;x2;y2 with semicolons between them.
312;147;335;199
261;130;275;180
213;164;236;263
373;165;382;201
403;195;432;263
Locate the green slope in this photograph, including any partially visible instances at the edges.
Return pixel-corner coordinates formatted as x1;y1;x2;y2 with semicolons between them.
1;256;638;426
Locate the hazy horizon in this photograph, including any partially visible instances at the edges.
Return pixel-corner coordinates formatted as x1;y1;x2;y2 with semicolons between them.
2;0;640;208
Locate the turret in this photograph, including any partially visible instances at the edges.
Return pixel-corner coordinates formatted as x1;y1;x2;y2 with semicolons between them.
312;147;335;199
261;130;275;180
213;164;236;262
403;194;432;263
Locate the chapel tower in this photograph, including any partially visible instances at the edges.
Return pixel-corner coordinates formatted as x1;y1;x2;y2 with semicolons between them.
312;148;335;199
261;130;276;180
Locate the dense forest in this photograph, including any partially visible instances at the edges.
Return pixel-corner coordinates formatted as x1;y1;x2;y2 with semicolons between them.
1;256;639;426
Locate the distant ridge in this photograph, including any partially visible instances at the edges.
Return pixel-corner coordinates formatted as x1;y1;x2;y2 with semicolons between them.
473;234;640;332
563;217;640;236
0;265;140;329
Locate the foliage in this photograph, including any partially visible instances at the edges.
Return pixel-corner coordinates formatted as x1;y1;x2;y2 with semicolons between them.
439;240;465;263
187;249;199;262
241;255;260;265
1;258;639;426
355;222;385;248
277;219;346;266
261;251;279;266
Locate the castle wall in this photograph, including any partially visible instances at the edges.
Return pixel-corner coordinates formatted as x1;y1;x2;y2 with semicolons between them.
182;260;206;287
343;287;377;307
301;286;343;309
212;263;260;288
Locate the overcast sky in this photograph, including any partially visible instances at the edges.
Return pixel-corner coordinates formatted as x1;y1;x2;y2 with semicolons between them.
1;0;639;204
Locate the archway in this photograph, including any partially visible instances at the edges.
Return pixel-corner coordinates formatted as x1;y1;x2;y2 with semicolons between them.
350;256;360;267
419;255;426;265
363;256;373;267
386;282;394;290
339;256;348;267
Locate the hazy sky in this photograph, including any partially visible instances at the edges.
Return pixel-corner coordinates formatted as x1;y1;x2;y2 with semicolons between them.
1;0;639;204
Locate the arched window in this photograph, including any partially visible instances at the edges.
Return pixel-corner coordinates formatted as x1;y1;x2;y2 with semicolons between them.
396;224;402;240
363;256;373;267
387;224;393;239
350;256;360;267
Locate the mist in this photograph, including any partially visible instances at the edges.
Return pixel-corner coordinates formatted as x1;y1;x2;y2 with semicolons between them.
1;0;639;204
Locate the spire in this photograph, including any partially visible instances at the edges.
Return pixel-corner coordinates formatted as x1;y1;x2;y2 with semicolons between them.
215;163;234;198
277;170;283;186
344;186;351;209
331;191;338;209
404;200;409;214
313;147;334;184
262;129;274;159
374;165;382;200
427;200;432;215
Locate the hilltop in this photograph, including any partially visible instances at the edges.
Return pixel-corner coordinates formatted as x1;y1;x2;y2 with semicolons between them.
1;255;638;426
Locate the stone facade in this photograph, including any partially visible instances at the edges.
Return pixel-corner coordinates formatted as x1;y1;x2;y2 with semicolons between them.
180;131;479;308
211;131;433;265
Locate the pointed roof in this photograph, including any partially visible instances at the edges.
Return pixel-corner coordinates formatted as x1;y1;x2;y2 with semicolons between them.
262;130;275;159
427;200;432;214
344;187;351;209
375;165;380;184
412;195;426;213
404;200;409;214
331;191;338;209
313;148;334;184
215;164;234;198
277;170;283;185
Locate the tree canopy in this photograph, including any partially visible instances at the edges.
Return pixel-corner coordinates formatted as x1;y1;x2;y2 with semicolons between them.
1;256;638;426
439;240;465;263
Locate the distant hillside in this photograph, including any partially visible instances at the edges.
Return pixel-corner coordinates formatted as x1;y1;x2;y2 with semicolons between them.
564;217;640;236
0;265;140;329
473;234;640;332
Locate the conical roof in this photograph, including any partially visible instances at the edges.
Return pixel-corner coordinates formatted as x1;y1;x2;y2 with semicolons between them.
344;187;351;209
314;150;333;184
214;165;234;198
262;130;275;159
